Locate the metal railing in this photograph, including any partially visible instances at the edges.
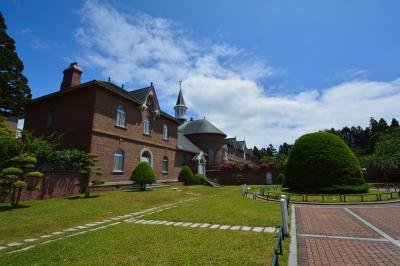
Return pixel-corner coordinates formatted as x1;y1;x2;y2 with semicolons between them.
260;188;400;203
271;226;284;266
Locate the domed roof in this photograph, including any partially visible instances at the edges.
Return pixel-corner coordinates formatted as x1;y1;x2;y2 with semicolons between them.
179;119;226;136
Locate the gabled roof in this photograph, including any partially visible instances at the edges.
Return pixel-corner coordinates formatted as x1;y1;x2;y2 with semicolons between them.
179;119;226;137
177;131;204;154
129;87;152;103
176;89;186;106
29;80;179;123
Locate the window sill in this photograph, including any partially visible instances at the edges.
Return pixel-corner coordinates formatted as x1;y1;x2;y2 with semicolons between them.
115;125;127;130
162;139;169;142
162;171;168;175
112;171;124;175
143;133;151;137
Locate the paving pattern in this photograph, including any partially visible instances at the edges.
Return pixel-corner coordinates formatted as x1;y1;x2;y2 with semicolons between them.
294;202;400;266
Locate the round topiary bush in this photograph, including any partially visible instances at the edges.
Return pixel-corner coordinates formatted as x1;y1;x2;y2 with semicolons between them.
131;162;155;190
193;174;207;185
286;132;368;193
178;166;194;185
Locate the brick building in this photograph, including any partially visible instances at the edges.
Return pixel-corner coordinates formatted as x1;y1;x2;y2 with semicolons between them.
25;63;254;182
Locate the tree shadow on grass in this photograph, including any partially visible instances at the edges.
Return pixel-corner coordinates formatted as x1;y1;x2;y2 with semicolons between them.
0;204;30;212
65;195;100;200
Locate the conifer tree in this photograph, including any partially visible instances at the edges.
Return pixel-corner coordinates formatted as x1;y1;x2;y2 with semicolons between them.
0;12;31;117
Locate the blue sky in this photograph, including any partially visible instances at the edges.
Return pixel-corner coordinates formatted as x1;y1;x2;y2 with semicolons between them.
2;0;400;147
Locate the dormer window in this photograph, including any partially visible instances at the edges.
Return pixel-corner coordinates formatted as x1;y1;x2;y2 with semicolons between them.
116;105;126;128
144;116;150;135
163;123;168;140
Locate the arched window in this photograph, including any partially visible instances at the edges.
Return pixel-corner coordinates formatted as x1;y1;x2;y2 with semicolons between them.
140;149;152;167
162;156;168;174
208;148;216;164
113;148;124;172
143;116;150;135
116;105;126;127
163;123;168;140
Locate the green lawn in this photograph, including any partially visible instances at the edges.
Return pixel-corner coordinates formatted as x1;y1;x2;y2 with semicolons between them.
0;187;192;246
0;186;289;265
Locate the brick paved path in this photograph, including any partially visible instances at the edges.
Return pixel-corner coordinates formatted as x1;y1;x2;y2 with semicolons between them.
293;203;400;266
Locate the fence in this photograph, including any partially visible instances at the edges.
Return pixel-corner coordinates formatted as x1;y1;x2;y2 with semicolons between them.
260;188;400;203
241;186;289;266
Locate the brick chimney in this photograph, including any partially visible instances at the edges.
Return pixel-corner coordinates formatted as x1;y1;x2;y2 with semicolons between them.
60;62;82;90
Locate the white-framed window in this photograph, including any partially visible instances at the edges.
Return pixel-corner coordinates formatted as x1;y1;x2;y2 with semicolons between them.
163;123;168;140
140;150;152;166
113;148;124;172
116;105;126;127
143;117;150;135
162;156;168;174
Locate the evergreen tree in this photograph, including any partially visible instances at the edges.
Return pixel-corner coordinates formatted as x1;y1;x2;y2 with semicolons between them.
390;118;400;128
0;12;31;117
266;144;277;156
278;142;292;156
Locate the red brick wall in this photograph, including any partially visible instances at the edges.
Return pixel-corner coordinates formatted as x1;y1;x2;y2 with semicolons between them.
207;168;285;185
185;133;225;168
0;172;83;202
25;87;96;151
90;88;182;181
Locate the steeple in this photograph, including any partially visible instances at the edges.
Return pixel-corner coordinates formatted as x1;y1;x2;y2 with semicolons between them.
174;81;187;121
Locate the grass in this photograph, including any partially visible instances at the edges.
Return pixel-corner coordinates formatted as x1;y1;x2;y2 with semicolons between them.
0;187;192;246
0;186;289;265
0;224;285;266
146;186;282;227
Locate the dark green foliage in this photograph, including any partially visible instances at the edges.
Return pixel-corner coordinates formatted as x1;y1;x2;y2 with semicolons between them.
286;132;367;193
0;12;31;117
363;129;400;185
46;149;86;171
0;154;43;207
20;131;59;167
0;125;21;167
78;153;102;197
277;173;285;185
131;162;155;190
193;174;207;185
178;166;194;185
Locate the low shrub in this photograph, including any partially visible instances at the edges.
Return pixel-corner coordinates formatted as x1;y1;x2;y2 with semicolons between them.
178;166;194;185
131;162;155;190
193;174;207;185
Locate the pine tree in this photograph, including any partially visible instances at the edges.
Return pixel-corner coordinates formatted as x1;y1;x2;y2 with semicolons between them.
390;118;400;128
0;12;31;117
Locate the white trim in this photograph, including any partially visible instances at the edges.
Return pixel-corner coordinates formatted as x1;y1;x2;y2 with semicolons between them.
344;208;400;248
288;205;297;266
140;148;153;167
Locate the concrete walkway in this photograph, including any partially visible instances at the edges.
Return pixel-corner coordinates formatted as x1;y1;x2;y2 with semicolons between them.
291;202;400;265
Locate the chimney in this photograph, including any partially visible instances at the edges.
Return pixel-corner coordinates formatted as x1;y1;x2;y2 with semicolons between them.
60;62;82;90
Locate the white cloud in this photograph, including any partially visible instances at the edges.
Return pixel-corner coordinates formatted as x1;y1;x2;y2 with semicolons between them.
75;0;400;147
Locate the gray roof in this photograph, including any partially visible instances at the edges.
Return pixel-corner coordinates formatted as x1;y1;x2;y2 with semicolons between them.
225;137;247;151
179;119;226;136
176;89;186;105
129;87;152;103
177;131;204;154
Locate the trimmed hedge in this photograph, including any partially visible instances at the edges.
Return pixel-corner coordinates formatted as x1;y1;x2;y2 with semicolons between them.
130;162;155;190
178;166;194;185
193;174;207;185
286;132;367;193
